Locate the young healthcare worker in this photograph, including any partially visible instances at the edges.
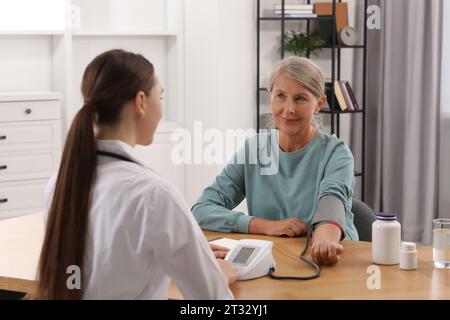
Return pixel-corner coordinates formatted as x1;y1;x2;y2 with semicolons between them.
36;49;238;299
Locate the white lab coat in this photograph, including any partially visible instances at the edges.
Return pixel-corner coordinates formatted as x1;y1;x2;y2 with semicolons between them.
45;139;233;300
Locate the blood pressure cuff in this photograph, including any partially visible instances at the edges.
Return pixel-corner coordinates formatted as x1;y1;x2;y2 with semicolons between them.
311;195;346;241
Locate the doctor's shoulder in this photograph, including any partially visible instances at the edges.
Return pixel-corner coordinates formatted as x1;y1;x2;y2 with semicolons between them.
126;166;188;214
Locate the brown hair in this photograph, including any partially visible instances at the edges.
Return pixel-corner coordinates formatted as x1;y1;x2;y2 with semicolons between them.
36;49;155;299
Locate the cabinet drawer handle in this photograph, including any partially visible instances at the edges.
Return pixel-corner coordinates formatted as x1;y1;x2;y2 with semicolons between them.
0;198;7;204
25;108;32;114
0;165;7;170
0;135;6;140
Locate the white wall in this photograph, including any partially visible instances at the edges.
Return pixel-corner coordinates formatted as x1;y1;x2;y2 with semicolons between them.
0;36;54;91
0;0;186;201
72;0;166;32
0;0;66;91
0;0;65;31
71;36;169;121
184;0;255;207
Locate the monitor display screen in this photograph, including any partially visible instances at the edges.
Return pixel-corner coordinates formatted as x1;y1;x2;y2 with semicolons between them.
233;247;255;264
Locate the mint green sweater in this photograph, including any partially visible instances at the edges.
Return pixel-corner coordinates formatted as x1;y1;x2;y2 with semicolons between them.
192;130;359;240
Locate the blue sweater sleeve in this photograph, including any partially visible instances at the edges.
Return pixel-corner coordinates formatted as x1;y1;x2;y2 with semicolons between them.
191;160;253;233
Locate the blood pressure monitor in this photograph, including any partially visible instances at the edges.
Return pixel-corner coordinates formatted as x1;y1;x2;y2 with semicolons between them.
225;239;276;280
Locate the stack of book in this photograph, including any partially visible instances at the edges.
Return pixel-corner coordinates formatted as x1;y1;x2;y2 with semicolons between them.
274;4;317;18
324;80;360;111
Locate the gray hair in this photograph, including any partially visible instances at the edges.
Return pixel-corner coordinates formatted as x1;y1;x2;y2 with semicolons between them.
268;56;325;99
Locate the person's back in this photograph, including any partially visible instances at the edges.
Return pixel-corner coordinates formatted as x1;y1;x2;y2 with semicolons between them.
84;140;232;299
38;50;236;300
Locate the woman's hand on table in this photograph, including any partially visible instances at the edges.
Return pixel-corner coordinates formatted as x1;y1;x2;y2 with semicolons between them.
249;217;308;237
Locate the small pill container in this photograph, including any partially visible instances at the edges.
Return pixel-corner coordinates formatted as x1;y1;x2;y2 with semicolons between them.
399;242;418;270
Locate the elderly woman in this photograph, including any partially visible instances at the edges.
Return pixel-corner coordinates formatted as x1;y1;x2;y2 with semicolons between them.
192;56;358;266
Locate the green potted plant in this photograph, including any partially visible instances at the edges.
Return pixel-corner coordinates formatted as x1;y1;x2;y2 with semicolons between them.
282;31;325;58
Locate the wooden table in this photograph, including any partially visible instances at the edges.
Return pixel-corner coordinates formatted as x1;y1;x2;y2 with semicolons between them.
1;215;449;299
0;213;43;296
170;231;450;300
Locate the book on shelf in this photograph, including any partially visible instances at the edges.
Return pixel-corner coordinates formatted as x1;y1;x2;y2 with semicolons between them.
333;80;348;111
323;81;333;111
274;4;314;11
274;3;316;17
344;81;360;110
275;13;318;18
314;2;349;33
275;9;314;15
314;2;350;45
323;80;360;112
316;19;335;45
340;80;354;110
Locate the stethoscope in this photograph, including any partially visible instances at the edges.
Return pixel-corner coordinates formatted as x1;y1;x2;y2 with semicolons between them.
98;150;321;280
97;150;140;165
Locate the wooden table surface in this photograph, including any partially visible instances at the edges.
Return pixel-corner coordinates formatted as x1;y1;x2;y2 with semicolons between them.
0;213;43;296
170;231;450;300
1;214;449;299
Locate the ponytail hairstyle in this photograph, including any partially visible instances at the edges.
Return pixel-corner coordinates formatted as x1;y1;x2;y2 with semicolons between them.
36;49;155;299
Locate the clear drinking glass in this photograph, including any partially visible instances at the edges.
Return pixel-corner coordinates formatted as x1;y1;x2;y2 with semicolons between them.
433;219;450;269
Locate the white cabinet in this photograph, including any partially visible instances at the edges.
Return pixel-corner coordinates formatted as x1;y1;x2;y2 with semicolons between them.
0;0;186;213
0;92;62;219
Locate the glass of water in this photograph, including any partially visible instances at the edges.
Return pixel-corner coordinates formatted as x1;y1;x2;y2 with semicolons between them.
433;219;450;269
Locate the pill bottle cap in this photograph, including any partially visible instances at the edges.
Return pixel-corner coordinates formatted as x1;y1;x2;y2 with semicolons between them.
401;242;416;251
376;213;397;221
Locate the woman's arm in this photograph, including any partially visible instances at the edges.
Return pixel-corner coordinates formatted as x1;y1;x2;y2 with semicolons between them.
309;141;356;265
192;161;252;233
309;195;346;265
249;217;308;237
193;163;310;237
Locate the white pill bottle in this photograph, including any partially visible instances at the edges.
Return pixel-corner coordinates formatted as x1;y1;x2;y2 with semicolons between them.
372;213;401;265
